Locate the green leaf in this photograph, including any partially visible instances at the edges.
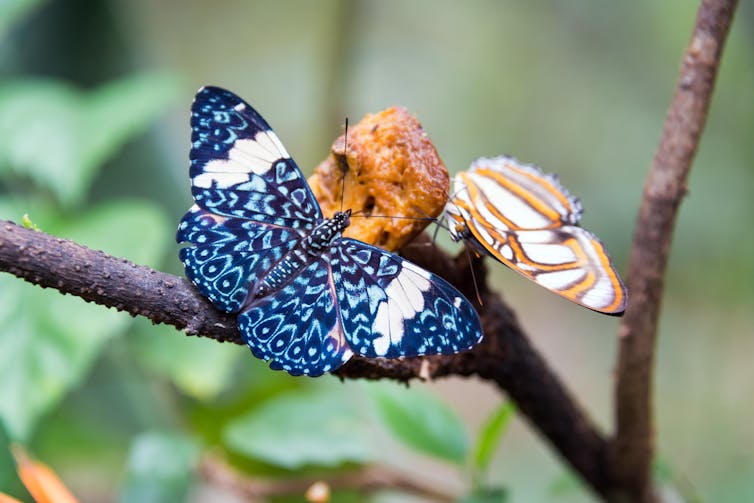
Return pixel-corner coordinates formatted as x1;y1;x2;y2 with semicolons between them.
547;471;583;497
129;318;242;401
0;424;19;493
0;74;179;207
471;402;515;479
458;487;509;503
56;200;171;267
0;201;170;440
224;389;374;469
118;432;200;503
366;381;468;465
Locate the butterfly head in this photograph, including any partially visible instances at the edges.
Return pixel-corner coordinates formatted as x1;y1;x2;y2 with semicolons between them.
332;209;352;229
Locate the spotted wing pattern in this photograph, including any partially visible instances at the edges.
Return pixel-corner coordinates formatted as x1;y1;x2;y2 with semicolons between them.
190;86;321;227
177;205;301;312
335;239;482;359
179;86;484;376
239;255;352;376
447;156;627;315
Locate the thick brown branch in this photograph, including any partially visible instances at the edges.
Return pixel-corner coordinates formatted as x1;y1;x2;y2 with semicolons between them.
610;0;738;501
0;220;612;499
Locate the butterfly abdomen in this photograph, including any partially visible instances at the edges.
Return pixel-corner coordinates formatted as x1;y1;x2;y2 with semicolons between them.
253;210;351;300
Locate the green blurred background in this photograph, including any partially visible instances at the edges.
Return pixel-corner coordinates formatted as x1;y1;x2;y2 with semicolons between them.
1;0;752;501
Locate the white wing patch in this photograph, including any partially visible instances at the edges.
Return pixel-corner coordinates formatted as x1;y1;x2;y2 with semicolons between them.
192;130;291;189
518;242;577;265
536;268;584;290
370;264;431;356
580;275;614;309
468;172;552;229
193;170;248;189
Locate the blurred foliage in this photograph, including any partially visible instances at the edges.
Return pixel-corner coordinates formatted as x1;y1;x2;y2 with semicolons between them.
129;318;241;402
457;489;509;503
471;402;516;489
118;432;200;503
0;0;47;42
224;388;375;469
0;75;178;207
367;382;470;466
0;0;752;501
0;200;170;441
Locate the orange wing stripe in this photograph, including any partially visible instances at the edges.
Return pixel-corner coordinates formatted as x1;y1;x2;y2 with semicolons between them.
475;167;563;224
592;238;626;313
461;173;519;230
503;163;575;211
506;235;578;272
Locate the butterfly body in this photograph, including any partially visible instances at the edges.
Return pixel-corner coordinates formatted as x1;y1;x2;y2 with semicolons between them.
252;210;352;301
447;156;627;315
178;87;482;376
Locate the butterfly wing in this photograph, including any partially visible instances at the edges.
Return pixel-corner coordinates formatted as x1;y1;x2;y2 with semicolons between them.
178;87;321;312
334;238;483;358
238;255;352;376
448;156;627;315
177;205;302;312
447;156;582;236
190;86;321;226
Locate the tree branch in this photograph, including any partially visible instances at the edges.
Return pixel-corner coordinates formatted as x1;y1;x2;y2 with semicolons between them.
199;455;456;502
610;0;738;501
0;220;613;499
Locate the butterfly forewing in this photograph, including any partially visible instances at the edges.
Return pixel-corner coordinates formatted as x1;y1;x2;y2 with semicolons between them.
190;86;321;226
448;156;627;315
177;205;302;312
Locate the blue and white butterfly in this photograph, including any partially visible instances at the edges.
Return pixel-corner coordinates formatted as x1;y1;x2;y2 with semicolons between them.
177;87;483;376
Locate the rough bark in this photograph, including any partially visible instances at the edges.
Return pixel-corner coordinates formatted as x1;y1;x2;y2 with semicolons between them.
609;0;739;501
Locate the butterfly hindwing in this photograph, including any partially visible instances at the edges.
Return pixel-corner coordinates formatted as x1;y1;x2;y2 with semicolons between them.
238;255;352;376
177;205;302;312
465;216;626;313
448;156;627;315
334;238;482;358
190;86;321;226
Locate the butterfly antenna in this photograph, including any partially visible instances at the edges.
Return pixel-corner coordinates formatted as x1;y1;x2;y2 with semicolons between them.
409;203;445;249
464;245;484;307
430;216;442;247
340;117;349;213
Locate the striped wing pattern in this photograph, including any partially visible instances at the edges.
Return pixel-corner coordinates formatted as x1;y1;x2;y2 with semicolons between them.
447;156;627;315
178;86;483;376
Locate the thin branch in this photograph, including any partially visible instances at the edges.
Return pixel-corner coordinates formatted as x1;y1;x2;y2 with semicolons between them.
199;455;456;502
610;0;738;501
0;220;613;499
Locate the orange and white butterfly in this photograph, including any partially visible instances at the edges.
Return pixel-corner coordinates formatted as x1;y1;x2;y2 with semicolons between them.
446;156;627;315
